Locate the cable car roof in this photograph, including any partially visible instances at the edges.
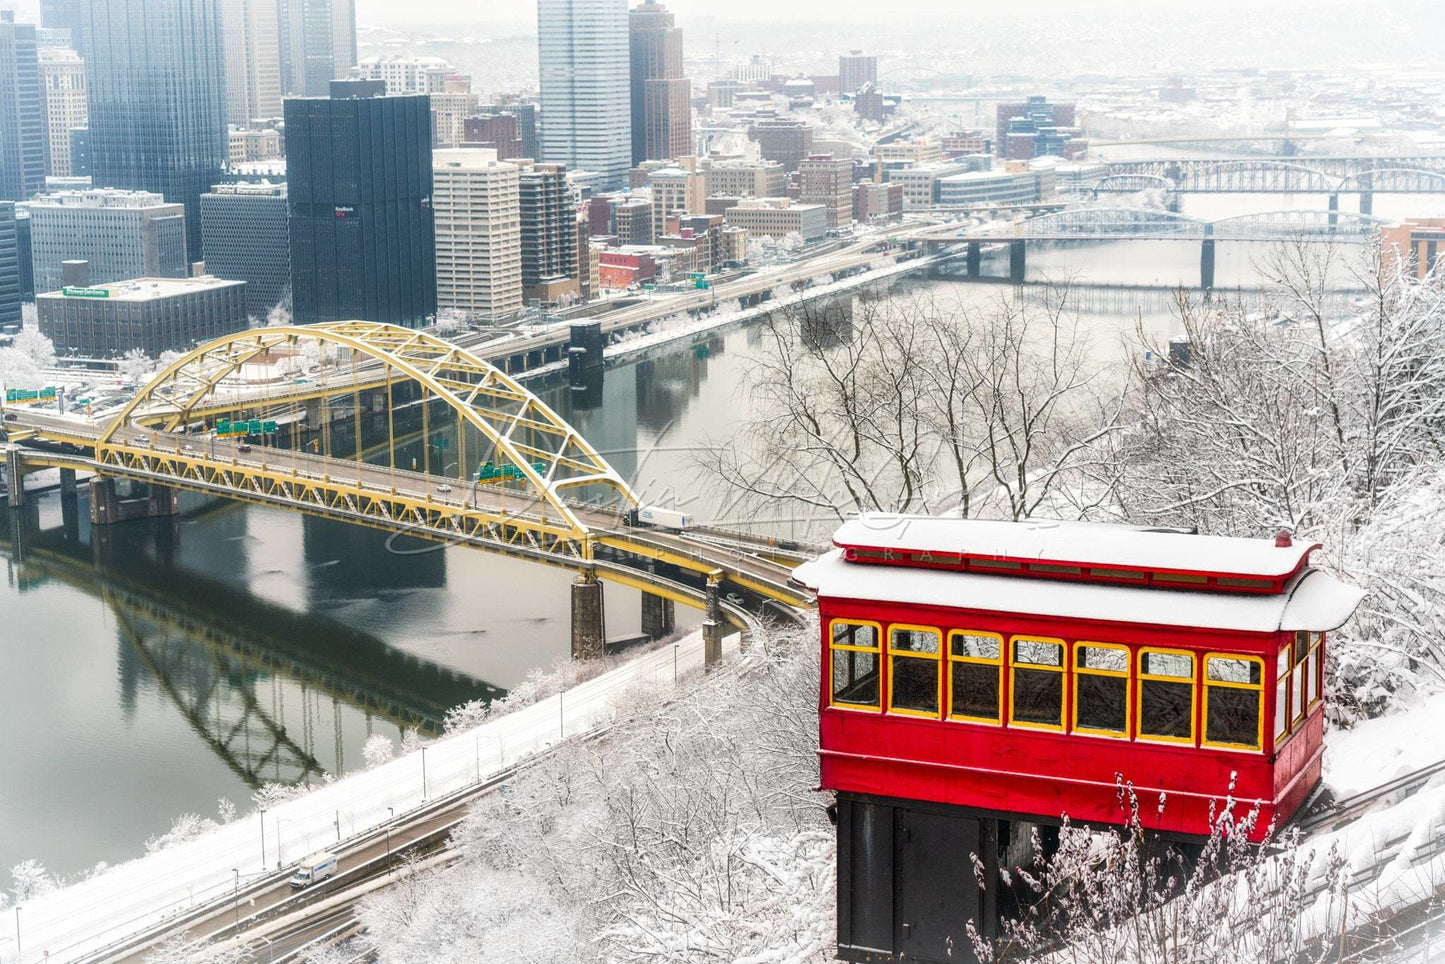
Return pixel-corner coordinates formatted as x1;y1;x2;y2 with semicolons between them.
832;514;1319;587
794;548;1363;635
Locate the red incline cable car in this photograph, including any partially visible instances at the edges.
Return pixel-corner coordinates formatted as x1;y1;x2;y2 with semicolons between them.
792;515;1365;964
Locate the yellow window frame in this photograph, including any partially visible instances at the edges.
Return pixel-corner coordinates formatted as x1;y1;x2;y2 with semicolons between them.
1136;647;1197;745
827;618;883;711
1307;632;1324;709
887;623;944;719
947;629;1005;725
1201;653;1265;752
1007;635;1067;732
1072;641;1131;739
1274;642;1292;746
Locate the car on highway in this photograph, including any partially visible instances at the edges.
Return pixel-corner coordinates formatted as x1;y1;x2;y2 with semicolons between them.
237;443;252;453
436;483;453;493
2;412;16;422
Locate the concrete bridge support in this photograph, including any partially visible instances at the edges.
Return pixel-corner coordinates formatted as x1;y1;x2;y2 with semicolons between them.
1359;191;1373;216
1328;193;1339;229
1009;240;1027;284
966;242;981;278
641;592;676;641
4;447;25;508
59;467;79;496
701;570;724;669
567;320;605;380
570;569;607;660
89;477;179;525
1200;239;1216;293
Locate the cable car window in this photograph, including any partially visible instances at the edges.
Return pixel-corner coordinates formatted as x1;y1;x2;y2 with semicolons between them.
1204;655;1264;750
1138;649;1195;743
1010;637;1065;730
829;620;881;710
949;631;1003;724
1274;643;1291;744
889;626;942;717
1074;643;1129;737
1307;632;1323;707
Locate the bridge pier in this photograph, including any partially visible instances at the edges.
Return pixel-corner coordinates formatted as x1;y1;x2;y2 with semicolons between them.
641;592;676;641
1200;238;1216;294
1328;193;1339;230
702;570;724;669
1359;191;1373;216
89;476;179;525
966;242;981;278
570;569;607;660
4;447;25;508
567;320;605;380
59;467;78;497
1009;240;1027;284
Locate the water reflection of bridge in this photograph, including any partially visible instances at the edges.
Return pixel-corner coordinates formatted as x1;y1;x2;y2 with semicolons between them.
2;502;501;788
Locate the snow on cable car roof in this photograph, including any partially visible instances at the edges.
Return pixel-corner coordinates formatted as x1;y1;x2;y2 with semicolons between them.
832;514;1320;579
793;549;1364;634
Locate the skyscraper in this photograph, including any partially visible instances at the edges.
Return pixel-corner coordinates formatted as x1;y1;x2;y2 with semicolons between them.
278;0;356;97
516;160;578;303
433;149;523;319
83;0;227;258
537;0;630;189
0;13;47;202
222;0;282;125
628;1;689;165
38;0;83;53
37;46;86;176
286;80;435;328
200;181;289;319
0;202;21;330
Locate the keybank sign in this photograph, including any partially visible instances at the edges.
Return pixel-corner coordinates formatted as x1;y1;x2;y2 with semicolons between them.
61;286;110;298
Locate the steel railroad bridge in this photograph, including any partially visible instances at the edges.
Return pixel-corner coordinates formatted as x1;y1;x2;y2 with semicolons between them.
918;207;1387;288
2;322;816;664
1083;157;1445;214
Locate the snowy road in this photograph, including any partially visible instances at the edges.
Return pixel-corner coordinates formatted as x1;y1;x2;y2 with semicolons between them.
0;627;731;964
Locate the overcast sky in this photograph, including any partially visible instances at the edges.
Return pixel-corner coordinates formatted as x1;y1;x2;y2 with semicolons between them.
355;0;1386;29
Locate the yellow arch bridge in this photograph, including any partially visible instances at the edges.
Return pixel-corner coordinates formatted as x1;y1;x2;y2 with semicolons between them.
1;322;814;660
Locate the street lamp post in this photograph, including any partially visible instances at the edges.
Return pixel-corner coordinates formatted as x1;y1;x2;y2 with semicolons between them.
421;745;428;800
232;868;240;931
14;905;20;960
259;808;267;870
386;806;394;856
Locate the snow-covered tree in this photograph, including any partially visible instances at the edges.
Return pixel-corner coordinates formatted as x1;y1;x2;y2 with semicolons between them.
9;860;55;902
362;733;395;769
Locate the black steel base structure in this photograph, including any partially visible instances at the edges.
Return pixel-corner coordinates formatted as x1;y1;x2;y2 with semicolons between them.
834;792;1004;964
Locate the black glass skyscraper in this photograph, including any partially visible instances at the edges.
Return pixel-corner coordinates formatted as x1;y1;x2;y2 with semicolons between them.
286;80;436;328
83;0;227;258
0;202;21;330
0;13;46;202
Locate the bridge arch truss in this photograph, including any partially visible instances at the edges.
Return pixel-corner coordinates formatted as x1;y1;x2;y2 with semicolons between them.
94;321;639;556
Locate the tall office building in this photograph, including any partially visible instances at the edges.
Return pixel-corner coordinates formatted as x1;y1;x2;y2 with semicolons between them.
278;0;356;96
83;0;226;258
27;188;186;291
748;119;813;173
628;1;689;165
352;55;455;94
432;149;523;319
286;80;435;328
222;0;282;125
0;13;46;202
799;154;853;229
647;162;703;238
39;0;83;52
471;103;538;159
516;160;577;303
200;181;289;318
15;205;32;300
37;46;85;176
0;202;21;330
537;0;630;189
838;50;877;95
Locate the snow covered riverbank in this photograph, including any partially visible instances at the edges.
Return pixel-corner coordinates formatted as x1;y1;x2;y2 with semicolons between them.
0;626;736;963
